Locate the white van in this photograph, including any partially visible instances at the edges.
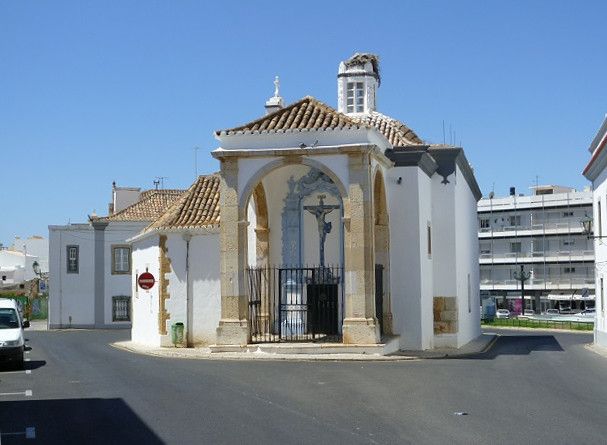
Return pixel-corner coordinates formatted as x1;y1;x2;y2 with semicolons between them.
0;298;29;369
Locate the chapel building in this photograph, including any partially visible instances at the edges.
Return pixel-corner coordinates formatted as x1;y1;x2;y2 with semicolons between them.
130;54;482;351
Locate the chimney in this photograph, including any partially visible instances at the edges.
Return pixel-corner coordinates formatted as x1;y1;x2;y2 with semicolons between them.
265;76;284;115
509;187;516;196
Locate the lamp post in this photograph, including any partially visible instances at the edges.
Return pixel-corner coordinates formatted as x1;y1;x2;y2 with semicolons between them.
513;264;531;316
32;261;41;277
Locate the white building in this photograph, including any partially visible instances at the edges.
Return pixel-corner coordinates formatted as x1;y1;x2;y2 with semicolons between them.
478;185;594;314
583;116;607;347
48;185;184;328
0;249;38;285
9;236;49;274
130;53;483;352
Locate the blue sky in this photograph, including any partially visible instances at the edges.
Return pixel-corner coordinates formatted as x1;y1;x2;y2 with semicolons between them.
1;1;605;245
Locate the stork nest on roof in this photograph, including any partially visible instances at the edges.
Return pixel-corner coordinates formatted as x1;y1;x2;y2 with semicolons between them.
344;53;381;86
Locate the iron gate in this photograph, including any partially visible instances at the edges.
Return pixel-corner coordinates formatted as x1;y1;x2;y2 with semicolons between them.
375;264;384;336
247;266;343;343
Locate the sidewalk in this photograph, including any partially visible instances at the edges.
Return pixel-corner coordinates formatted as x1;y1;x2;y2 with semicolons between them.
111;341;418;362
586;342;607;359
112;333;498;362
396;333;498;359
28;319;48;331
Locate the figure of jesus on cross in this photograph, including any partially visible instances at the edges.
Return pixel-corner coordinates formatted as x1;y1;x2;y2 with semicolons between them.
304;194;340;267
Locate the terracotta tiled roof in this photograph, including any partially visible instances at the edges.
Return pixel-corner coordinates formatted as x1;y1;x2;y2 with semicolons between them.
217;96;422;148
217;96;371;135
353;111;422;146
147;175;220;230
102;189;185;222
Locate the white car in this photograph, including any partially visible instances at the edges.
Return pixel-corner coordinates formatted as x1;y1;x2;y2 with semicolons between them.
0;299;29;369
545;309;560;315
496;309;510;319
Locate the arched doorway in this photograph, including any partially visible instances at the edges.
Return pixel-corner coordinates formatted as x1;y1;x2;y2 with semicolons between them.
242;163;346;342
374;170;392;336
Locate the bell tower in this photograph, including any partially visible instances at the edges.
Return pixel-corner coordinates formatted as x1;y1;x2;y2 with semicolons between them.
337;53;380;115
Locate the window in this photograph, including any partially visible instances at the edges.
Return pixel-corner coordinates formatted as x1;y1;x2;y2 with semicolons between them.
508;215;521;226
112;246;131;274
427;223;432;257
112;296;131;322
563;267;576;274
532;238;545;252
479;242;491;254
66;245;79;273
510;242;522;253
563;211;574;217
346;82;364;113
479;218;490;229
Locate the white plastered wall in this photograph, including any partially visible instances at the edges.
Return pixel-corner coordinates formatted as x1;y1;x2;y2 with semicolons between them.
592;167;607;346
431;164;481;348
454;164;482;346
161;233;221;347
103;222;147;326
131;235;161;346
431;170;458;348
48;225;95;328
386;166;434;350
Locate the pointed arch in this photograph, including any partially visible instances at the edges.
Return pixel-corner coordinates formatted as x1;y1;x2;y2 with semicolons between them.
373;168;392;335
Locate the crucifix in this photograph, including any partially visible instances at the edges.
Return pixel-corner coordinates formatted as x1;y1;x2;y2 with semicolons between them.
304;195;340;267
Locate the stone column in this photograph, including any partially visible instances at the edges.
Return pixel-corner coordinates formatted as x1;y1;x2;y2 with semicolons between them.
215;157;250;345
342;152;380;344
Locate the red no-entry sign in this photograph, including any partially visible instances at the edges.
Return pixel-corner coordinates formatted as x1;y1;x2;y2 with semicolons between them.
138;272;155;290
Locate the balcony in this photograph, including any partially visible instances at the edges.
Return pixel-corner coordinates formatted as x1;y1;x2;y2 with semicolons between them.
480;277;595;290
479;250;594;264
479;222;587;238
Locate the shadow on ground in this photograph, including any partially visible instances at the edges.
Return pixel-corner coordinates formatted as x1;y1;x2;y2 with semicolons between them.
0;398;162;444
453;335;565;360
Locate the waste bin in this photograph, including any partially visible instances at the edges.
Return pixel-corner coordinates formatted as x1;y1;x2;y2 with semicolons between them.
171;322;184;346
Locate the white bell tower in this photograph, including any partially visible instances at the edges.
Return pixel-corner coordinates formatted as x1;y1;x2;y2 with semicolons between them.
337;53;380;115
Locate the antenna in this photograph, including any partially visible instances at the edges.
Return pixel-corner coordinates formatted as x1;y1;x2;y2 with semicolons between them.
153;179;160;190
154;176;168;189
442;120;446;145
193;146;201;179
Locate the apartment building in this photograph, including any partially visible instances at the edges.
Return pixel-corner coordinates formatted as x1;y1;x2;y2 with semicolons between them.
478;185;594;314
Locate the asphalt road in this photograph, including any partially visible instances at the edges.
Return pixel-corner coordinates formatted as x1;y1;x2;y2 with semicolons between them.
1;328;607;444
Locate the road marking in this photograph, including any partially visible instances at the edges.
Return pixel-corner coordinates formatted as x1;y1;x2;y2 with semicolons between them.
0;369;31;375
25;350;30;354
24;358;31;362
0;426;36;440
0;390;32;397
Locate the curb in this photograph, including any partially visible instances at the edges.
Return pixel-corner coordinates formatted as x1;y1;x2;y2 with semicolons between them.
110;342;419;362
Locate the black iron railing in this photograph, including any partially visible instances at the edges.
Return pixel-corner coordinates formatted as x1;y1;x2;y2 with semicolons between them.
247;265;344;343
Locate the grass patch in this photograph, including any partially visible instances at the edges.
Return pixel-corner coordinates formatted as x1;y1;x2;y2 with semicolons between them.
482;318;593;331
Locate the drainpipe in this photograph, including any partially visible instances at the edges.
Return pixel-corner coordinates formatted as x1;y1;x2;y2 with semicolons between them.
183;234;192;346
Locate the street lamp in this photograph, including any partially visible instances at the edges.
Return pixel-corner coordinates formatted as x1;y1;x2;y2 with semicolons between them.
513;264;531;316
32;261;41;277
